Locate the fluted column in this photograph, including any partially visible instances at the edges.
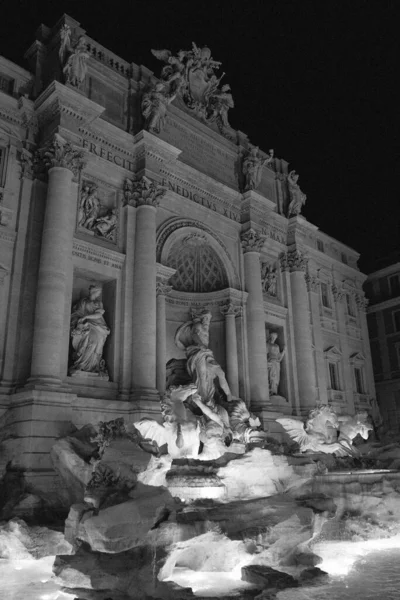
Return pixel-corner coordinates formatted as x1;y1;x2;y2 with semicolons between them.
29;134;85;386
306;272;327;404
131;177;166;402
281;250;316;412
156;268;174;395
241;229;270;410
220;302;242;397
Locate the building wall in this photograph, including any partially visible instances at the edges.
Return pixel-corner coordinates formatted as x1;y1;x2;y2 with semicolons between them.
0;14;376;493
366;262;400;430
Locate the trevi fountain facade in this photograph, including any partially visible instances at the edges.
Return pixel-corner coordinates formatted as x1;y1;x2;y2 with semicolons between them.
0;13;399;600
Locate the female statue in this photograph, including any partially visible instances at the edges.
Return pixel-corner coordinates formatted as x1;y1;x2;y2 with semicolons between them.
267;332;285;396
70;285;110;377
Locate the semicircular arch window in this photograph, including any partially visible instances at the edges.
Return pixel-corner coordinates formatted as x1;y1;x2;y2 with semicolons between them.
167;235;229;293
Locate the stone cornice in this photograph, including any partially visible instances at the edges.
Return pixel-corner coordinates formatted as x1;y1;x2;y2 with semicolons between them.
367;296;400;314
263;300;288;320
166;287;248;308
34;81;105;130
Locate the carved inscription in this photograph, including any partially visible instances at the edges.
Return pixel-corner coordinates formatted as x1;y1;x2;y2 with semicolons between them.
162;178;240;222
82;139;135;172
72;241;124;270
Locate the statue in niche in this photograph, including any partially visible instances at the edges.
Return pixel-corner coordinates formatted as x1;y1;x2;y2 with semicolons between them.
70;284;110;379
287;170;307;217
261;263;277;297
267;332;285;396
242;147;274;191
174;309;232;404
59;25;90;88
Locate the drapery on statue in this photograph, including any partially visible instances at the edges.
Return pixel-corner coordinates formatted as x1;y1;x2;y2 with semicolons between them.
267;333;285;396
261;263;277;297
242;147;274;191
59;25;90;88
287;170;307;217
174;309;232;404
70;284;110;378
77;183;117;242
141;82;177;134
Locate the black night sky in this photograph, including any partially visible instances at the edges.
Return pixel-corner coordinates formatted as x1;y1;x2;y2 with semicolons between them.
1;0;399;273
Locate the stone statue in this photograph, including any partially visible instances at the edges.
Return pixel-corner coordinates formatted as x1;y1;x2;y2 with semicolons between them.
261;263;277;297
135;383;232;461
277;405;360;456
70;284;110;378
174;309;232;404
142;82;177;134
227;399;267;445
93;209;117;241
78;183;100;230
287;170;307;217
242;147;274;191
338;411;373;452
60;26;90;88
149;43;234;134
267;333;285;396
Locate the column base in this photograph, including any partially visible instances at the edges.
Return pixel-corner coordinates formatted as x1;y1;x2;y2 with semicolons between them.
25;376;72;393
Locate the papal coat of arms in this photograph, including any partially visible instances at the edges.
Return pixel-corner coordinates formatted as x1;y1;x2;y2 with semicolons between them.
142;42;234;137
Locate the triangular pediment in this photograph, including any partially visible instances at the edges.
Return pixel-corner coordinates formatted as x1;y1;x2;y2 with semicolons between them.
350;351;366;363
324;345;342;358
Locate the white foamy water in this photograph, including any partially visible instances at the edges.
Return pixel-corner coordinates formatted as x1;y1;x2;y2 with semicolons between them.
0;556;75;600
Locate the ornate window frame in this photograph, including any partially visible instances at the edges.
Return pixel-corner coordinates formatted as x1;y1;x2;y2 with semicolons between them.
349;351;368;398
324;345;342;392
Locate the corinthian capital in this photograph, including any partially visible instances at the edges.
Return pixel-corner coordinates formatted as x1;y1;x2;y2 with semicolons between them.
40;133;86;178
240;229;265;254
305;272;320;293
280;249;308;272
220;302;242;318
124;175;166;208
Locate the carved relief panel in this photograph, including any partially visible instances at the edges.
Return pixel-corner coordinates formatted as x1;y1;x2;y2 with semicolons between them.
77;178;118;244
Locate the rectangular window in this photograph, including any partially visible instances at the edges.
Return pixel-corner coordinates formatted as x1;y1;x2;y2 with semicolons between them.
389;275;400;297
0;73;14;95
346;293;356;317
321;282;331;308
341;252;348;265
394;310;400;332
317;239;324;252
354;367;364;394
329;362;339;390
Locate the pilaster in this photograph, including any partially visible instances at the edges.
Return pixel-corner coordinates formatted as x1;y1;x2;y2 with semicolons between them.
220;302;242;397
156;264;175;395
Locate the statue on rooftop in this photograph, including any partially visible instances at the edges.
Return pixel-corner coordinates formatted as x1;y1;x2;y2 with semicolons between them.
147;43;234;136
242;147;274;191
69;284;110;378
287;170;307;217
142;82;177;134
60;26;90;88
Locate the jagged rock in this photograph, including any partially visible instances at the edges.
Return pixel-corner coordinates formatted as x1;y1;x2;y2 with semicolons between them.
216;448;303;501
241;565;298;589
293;551;322;566
298;566;329;585
74;483;176;553
159;531;252;579
0;517;72;559
50;424;98;504
53;544;195;599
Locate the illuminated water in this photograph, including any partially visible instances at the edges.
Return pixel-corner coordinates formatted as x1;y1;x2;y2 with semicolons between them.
278;549;400;599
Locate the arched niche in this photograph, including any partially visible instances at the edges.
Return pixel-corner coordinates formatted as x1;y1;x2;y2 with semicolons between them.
156;217;240;291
